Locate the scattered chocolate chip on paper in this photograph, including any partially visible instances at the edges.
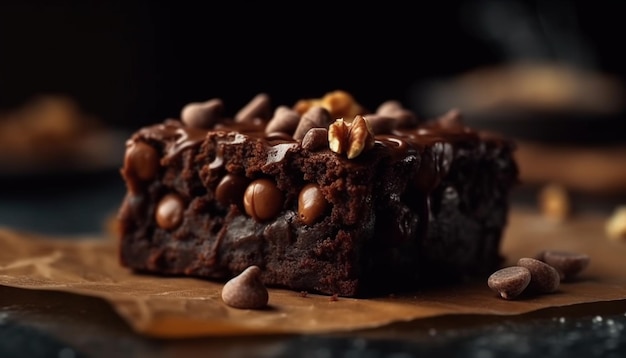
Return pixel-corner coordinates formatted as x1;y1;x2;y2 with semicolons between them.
1;208;626;339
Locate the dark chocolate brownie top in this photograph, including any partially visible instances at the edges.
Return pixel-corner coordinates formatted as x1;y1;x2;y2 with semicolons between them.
120;90;516;229
123;90;514;189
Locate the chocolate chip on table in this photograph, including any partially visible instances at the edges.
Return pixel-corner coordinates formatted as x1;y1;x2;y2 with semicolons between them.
488;266;531;300
221;266;269;309
536;250;590;281
517;257;561;294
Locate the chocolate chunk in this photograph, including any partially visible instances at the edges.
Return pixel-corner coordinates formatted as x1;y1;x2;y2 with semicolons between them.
517;257;560;293
243;178;284;222
293;106;332;140
488;266;531;300
235;93;271;122
301;128;328;151
155;193;185;230
181;98;224;129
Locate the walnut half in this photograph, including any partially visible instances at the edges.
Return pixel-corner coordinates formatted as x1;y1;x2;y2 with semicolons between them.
328;115;374;159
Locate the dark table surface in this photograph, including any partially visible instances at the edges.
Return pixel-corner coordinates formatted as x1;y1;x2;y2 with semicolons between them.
1;169;625;358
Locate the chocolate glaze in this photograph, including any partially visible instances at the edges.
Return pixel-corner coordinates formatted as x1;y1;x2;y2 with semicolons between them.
136;119;208;162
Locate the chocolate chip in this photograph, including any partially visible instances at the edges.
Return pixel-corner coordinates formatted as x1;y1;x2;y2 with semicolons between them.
122;141;160;194
301;128;328;151
235;93;271;122
124;141;159;182
221;266;269;309
488;266;531;300
265;131;295;142
265;105;300;134
155;193;185;230
517;257;560;293
363;114;396;134
436;108;464;128
298;183;328;225
536;250;590;281
243;178;284;222
215;174;249;210
293;106;332;140
375;100;418;128
181;98;224;129
376;100;404;116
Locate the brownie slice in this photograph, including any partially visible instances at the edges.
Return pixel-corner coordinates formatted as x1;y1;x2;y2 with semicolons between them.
117;91;518;297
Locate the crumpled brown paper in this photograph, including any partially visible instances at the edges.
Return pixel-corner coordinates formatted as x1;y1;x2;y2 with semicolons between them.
1;208;625;338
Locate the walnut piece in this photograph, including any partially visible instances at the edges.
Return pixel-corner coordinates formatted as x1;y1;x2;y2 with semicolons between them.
294;90;364;120
328;115;374;159
328;118;348;154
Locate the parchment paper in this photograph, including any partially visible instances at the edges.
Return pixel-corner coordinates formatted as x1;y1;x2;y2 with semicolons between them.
1;208;625;338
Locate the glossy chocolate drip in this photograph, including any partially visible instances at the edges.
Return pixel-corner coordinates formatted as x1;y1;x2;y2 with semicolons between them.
137;119;208;162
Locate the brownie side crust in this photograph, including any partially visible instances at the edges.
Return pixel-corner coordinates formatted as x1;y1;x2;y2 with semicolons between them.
117;92;518;297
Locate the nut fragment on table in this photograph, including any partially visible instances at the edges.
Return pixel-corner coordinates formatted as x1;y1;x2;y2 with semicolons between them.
538;183;571;222
606;206;626;241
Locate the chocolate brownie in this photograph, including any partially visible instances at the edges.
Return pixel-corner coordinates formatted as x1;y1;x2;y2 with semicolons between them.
117;90;518;297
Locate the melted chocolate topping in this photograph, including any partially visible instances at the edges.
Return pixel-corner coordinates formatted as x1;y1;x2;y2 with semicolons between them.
128;97;511;198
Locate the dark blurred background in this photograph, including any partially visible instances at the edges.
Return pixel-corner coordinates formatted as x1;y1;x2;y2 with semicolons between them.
2;0;625;127
0;0;625;234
